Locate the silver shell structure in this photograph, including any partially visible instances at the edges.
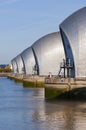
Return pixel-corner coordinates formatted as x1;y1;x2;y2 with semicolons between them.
11;7;86;78
11;58;18;73
21;47;36;75
32;32;65;75
14;54;24;74
60;7;86;77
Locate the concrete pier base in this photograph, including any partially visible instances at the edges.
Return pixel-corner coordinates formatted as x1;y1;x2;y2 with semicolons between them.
45;77;86;100
8;73;45;88
1;73;86;100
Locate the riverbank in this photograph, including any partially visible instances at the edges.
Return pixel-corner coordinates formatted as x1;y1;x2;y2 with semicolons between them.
0;72;86;101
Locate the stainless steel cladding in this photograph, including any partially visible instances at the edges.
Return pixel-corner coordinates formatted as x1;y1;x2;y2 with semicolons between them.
15;54;24;74
60;7;86;78
21;47;36;75
32;32;65;75
10;62;13;72
11;58;18;73
9;63;13;71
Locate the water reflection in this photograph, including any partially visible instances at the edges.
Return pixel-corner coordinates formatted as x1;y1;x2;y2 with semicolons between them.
0;77;86;130
32;98;86;130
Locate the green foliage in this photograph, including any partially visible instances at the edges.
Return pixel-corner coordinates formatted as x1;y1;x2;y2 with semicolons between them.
0;65;11;72
5;66;11;72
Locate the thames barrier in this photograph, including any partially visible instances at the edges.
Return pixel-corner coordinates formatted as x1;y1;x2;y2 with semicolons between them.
9;7;86;100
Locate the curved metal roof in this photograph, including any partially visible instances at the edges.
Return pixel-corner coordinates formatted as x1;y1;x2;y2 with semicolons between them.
32;32;65;75
11;58;18;73
60;7;86;77
21;47;36;75
14;54;24;74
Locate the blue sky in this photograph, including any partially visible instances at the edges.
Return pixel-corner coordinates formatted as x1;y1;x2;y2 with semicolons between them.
0;0;86;64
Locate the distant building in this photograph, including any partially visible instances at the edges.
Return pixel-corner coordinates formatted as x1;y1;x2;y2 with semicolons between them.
0;64;9;68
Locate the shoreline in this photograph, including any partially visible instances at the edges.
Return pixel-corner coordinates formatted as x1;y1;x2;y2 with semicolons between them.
0;73;86;101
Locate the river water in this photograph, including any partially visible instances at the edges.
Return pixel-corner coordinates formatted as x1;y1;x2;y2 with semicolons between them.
0;77;86;130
